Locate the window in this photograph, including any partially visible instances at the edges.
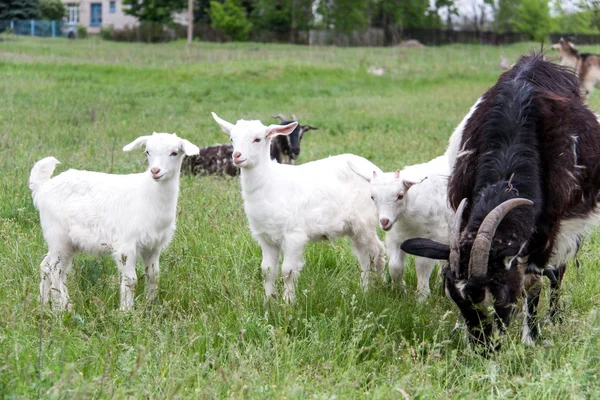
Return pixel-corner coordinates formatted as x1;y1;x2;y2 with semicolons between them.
90;3;102;26
66;4;79;24
109;1;116;13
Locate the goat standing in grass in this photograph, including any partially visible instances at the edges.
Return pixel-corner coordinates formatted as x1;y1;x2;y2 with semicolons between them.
29;133;200;311
350;156;452;299
401;54;600;347
211;112;385;302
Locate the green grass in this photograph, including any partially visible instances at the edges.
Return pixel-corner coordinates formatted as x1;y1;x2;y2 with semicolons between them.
1;36;600;398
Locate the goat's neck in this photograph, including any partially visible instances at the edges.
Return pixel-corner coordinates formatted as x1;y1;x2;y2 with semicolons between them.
145;169;181;215
240;153;274;196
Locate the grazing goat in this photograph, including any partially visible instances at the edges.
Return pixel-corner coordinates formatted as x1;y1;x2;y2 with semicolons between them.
401;54;600;347
30;133;200;311
211;112;385;302
350;156;452;299
182;114;317;176
552;37;600;97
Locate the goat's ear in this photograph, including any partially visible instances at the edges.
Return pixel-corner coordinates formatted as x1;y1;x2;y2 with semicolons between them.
123;136;151;152
403;180;417;191
265;122;298;138
348;161;372;182
211;112;235;135
179;138;200;156
401;238;450;260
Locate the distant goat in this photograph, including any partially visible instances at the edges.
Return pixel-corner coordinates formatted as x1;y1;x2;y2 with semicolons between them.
402;54;600;347
211;112;385;302
350;156;452;299
552;37;600;96
182;114;317;176
30;133;200;311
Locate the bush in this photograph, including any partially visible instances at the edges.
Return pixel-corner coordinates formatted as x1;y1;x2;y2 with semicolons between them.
100;24;114;40
209;0;252;41
77;24;88;39
40;0;66;20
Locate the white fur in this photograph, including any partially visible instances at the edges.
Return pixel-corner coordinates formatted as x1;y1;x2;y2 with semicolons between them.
30;133;200;311
446;97;482;173
350;156;453;299
211;113;385;303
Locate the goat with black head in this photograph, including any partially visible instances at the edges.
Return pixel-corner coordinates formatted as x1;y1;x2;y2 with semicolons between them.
271;114;318;164
402;54;600;348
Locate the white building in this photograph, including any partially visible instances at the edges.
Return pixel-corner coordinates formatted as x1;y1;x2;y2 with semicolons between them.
64;0;138;34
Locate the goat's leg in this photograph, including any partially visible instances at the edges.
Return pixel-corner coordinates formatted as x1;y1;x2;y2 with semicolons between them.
58;252;74;312
114;249;138;311
142;250;161;302
549;263;567;322
388;247;406;289
281;236;307;303
415;257;435;300
258;240;281;300
40;254;52;306
351;235;379;291
522;272;543;345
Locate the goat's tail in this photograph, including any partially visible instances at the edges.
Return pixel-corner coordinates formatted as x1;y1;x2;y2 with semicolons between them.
29;157;60;192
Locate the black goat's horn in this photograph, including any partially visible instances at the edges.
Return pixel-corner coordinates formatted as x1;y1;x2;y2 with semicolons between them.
272;114;288;122
468;198;533;278
450;198;468;277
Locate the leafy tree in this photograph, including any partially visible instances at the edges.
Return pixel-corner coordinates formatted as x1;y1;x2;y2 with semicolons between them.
250;0;314;31
512;0;552;41
0;0;40;20
435;0;458;29
493;0;519;32
209;0;252;41
331;0;368;34
39;0;66;20
122;0;186;24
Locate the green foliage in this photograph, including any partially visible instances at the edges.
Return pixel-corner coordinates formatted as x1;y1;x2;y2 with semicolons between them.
39;0;65;20
512;0;552;41
209;0;253;41
398;0;430;29
122;0;186;24
76;24;87;38
552;10;600;34
0;0;40;20
250;0;314;31
100;24;114;40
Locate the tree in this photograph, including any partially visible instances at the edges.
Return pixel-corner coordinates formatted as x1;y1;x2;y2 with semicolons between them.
512;0;552;41
250;0;313;31
39;0;66;20
122;0;186;24
209;0;252;41
493;0;519;32
0;0;40;20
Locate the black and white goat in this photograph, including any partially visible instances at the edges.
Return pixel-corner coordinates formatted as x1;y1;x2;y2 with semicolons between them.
401;54;600;347
182;114;317;176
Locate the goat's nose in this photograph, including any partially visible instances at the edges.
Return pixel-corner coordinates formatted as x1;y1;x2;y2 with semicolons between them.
292;148;300;155
380;218;390;227
151;168;161;175
233;151;242;159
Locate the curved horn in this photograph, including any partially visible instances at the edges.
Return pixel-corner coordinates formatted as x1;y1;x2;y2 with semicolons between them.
468;198;534;278
449;198;468;277
272;114;288;122
292;114;298;122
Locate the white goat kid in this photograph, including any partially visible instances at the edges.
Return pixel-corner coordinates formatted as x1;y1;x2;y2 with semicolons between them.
350;156;452;299
29;133;200;311
211;112;386;303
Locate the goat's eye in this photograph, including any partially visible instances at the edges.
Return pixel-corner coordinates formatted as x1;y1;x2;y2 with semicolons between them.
253;138;261;143
170;151;178;157
397;194;404;200
370;196;375;201
145;151;150;156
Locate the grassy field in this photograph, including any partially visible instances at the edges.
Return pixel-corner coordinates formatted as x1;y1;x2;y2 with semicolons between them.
1;36;600;398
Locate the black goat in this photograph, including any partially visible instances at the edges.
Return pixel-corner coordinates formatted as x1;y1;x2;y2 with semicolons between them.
401;54;600;347
270;114;318;164
181;115;317;176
